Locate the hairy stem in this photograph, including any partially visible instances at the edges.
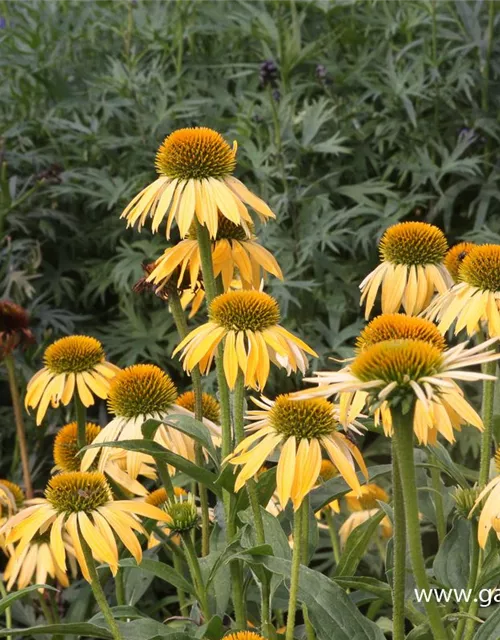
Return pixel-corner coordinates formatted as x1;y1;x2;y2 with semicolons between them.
479;361;497;486
81;538;124;640
182;533;210;621
392;408;448;640
286;501;305;640
392;451;406;640
75;394;87;454
4;354;33;498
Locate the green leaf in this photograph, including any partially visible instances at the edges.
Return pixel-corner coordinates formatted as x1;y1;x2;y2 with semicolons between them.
86;440;222;497
206;543;272;588
333;576;393;603
310;465;392;512
118;558;195;594
424;444;469;488
262;557;386;640
335;510;385;577
433;519;471;590
0;584;56;615
466;602;500;639
155;413;219;466
194;615;223;640
0;623;112;638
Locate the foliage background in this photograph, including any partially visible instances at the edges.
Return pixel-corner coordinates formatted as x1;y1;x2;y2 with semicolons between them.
1;0;499;478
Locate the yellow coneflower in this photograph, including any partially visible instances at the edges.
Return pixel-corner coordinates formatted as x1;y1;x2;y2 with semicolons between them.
0;300;35;358
344;483;389;511
226;395;368;511
25;336;120;425
120;127;275;239
81;364;206;480
174;290;317;390
4;532;77;591
54;422;152;497
355;314;446;353
359;222;450;318
3;471;170;581
339;509;392;546
444;242;476;283
304;338;500;445
426;245;500;337
176;390;220;424
147;215;282;295
225;632;265;640
0;480;25;518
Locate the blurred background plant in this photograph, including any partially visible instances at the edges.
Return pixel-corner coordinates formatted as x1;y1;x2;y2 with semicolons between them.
0;0;498;473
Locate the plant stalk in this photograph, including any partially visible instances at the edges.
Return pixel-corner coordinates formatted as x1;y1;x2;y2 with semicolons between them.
81;538;124;640
391;408;448;640
479;361;497;486
181;533;210;621
324;509;341;565
4;354;33;498
391;450;406;640
169;290;210;556
285;501;305;640
75;394;87;454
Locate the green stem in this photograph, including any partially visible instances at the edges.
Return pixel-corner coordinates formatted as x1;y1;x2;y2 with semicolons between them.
479;362;497;486
196;220;244;623
75;394;87;454
38;592;53;623
172;551;189;617
392;408;448;640
300;498;315;640
0;578;12;640
157;461;175;501
286;502;305;640
430;454;446;544
81;539;123;640
324;510;341;565
4;354;33;498
456;522;480;640
115;568;126;607
247;477;270;632
169;290;210;556
181;533;210;621
392;451;406;640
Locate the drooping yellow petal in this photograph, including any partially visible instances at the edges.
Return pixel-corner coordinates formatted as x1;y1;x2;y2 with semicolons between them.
276;436;296;508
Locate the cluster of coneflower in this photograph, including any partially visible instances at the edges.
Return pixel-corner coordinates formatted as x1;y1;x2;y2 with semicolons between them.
2;126;500;640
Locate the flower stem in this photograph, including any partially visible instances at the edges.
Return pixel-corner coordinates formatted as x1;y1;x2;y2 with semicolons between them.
195;220;245;624
286;501;305;640
80;538;124;640
169;289;210;556
430;453;446;544
391;408;448;640
391;450;406;640
115;568;126;606
4;354;33;498
479;361;497;486
75;394;87;454
172;552;189;617
181;533;210;621
157;460;175;501
0;577;12;640
324;509;341;565
456;521;480;640
300;498;315;640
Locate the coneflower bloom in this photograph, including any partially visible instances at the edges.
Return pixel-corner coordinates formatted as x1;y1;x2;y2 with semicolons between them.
54;422;153;496
0;480;25;520
426;245;500;338
145;486;188;548
226;395;368;510
176;390;220;424
25;336;120;425
225;633;265;640
81;364;215;480
4;532;77;591
174;290;317;390
339;483;392;546
304;338;500;445
472;449;500;547
120;127;275;239
355;314;446;353
359;222;450;318
0;300;35;359
4;471;170;581
444;242;476;283
147;215;282;294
